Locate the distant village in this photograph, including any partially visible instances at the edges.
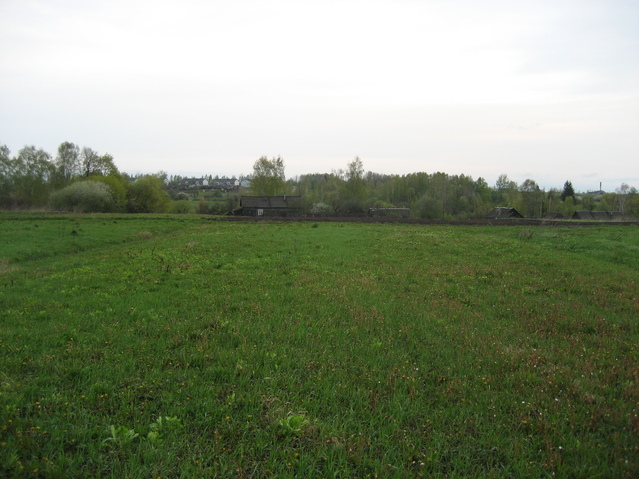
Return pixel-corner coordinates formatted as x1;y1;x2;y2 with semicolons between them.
1;142;636;218
158;172;634;221
164;176;251;192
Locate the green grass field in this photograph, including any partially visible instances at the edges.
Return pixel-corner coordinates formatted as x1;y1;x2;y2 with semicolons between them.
1;214;638;478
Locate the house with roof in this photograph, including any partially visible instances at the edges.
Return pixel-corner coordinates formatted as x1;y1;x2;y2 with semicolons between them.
572;211;623;220
485;207;523;219
367;208;410;218
238;196;302;217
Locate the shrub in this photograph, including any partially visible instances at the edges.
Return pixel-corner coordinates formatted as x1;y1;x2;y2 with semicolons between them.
127;176;171;213
197;198;211;214
49;181;116;213
211;201;233;215
88;174;128;212
170;200;194;214
310;202;331;215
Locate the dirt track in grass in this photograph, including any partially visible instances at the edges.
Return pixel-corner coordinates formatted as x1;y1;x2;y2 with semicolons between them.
221;215;639;227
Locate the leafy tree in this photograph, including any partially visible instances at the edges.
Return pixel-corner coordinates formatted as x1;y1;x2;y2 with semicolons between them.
81;147;118;177
598;194;613;212
456;195;471;218
493;173;518;205
14;146;54;206
323;172;346;213
472;177;493;218
380;174;405;205
559;196;576;218
54;141;80;185
346;156;364;181
495;173;514;191
430;172;451;218
518;179;543;218
413;194;443;219
89;174;128;212
80;147;99;177
127;176;171;213
0;144;51;208
475;177;490;196
581;195;596;212
250;156;286;196
627;187;639;217
615;183;631;215
343;156;366;210
0;144;17;208
560;181;575;201
0;144;9;162
545;188;562;214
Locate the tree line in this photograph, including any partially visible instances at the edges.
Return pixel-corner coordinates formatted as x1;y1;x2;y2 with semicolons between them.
1;143;170;213
2;143;638;218
252;156;638;219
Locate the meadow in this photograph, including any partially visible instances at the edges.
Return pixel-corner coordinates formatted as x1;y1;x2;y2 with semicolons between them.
0;214;637;478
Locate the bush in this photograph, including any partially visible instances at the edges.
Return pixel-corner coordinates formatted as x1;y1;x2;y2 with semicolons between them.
88;174;128;212
310;202;331;215
49;181;116;213
170;200;194;214
208;201;232;215
127;176;171;213
197;198;211;214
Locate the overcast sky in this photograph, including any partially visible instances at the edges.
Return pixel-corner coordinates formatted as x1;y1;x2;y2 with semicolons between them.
1;0;638;192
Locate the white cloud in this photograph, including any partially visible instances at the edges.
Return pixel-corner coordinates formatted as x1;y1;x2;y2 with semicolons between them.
1;0;637;192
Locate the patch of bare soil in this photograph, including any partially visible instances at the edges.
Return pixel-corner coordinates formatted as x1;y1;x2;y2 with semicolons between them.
218;216;639;227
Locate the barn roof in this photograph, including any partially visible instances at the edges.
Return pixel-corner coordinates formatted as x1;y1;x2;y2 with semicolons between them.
368;208;410;213
368;208;410;217
239;196;302;208
592;211;611;220
572;211;592;219
572;210;623;220
486;207;523;219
